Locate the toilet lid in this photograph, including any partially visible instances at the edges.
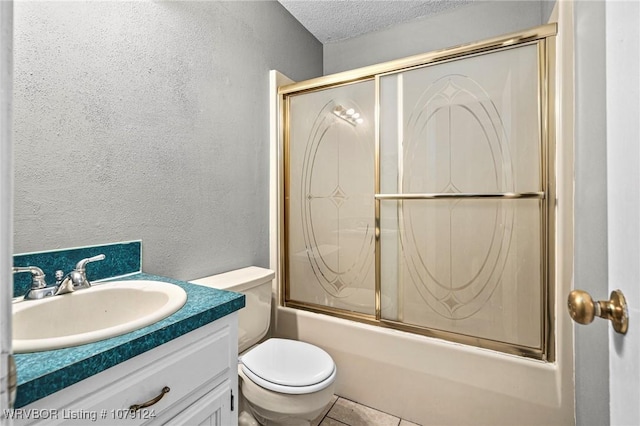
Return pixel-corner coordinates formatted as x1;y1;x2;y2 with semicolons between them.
240;338;336;394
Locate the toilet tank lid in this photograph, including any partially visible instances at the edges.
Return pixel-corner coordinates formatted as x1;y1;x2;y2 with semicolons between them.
190;266;274;292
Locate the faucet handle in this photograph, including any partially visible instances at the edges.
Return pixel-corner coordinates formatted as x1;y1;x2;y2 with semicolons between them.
74;254;106;271
12;266;47;289
14;266;58;300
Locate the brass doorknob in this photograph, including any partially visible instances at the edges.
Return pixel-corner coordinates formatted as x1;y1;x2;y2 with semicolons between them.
567;289;628;334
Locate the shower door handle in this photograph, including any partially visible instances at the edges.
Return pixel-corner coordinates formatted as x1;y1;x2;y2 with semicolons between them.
567;289;628;334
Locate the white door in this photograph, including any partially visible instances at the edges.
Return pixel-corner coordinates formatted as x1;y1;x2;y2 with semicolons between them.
606;0;640;424
0;1;14;422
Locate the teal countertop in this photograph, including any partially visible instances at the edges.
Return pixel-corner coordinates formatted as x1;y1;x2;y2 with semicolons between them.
13;273;245;408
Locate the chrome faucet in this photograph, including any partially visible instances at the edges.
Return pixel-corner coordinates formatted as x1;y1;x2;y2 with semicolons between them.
13;254;106;300
12;266;56;300
55;254;106;295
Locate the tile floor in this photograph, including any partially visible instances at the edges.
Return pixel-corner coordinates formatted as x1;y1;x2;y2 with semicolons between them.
313;396;421;426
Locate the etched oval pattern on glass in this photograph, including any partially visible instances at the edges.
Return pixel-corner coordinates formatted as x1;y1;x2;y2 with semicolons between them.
401;75;515;320
300;101;375;298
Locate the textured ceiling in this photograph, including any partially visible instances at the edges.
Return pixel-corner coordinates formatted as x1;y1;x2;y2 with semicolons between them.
278;0;474;43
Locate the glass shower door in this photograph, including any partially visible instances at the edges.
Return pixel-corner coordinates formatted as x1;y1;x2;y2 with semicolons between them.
285;80;376;317
283;30;554;358
377;43;548;352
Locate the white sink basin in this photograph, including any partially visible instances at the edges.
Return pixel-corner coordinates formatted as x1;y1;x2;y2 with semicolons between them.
13;280;187;353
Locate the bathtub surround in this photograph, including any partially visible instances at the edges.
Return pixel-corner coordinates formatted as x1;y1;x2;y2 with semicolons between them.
282;29;553;358
12;1;322;281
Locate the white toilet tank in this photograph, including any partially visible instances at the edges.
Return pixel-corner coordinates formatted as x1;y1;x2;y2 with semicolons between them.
190;267;275;353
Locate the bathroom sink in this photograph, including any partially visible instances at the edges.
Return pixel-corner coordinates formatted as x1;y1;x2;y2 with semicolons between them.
12;280;187;353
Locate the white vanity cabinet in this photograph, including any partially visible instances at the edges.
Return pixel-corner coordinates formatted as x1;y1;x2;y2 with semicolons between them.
14;313;239;426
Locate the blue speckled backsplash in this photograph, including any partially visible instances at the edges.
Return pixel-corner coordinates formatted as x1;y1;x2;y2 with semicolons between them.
13;241;141;297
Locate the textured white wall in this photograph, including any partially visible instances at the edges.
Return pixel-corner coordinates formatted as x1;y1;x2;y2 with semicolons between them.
12;1;322;280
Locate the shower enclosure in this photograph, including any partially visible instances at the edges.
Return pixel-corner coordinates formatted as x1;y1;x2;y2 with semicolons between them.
281;24;556;360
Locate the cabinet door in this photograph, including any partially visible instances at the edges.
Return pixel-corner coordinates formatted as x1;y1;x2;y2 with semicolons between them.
164;380;233;426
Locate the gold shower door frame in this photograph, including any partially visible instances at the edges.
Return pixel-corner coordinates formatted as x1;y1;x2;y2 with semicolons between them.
280;24;557;361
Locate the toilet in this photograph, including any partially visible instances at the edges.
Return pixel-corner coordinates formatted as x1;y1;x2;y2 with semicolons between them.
190;267;336;426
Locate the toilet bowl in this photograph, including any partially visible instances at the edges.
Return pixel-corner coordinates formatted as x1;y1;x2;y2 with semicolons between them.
239;338;336;425
190;267;337;426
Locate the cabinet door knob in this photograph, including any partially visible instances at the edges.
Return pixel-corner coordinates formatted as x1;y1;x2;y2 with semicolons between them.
129;386;170;412
567;289;628;334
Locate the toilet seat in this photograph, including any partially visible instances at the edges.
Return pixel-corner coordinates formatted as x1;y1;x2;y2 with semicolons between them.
239;338;336;395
